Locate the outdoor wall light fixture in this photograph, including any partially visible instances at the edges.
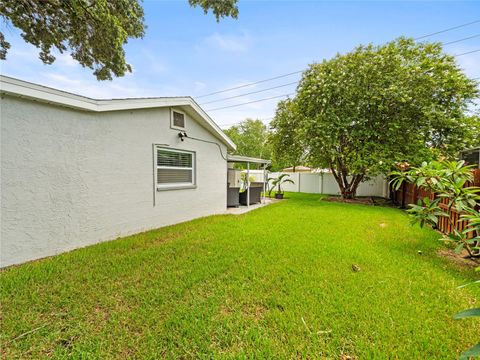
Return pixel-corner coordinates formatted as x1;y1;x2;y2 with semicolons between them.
178;131;188;141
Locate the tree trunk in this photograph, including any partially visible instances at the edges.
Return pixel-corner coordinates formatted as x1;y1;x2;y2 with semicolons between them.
330;165;364;199
341;188;356;199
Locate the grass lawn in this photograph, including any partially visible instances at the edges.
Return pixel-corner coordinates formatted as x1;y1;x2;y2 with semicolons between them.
1;193;479;359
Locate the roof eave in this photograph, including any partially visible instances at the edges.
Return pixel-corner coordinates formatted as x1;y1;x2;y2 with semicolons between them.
0;75;236;151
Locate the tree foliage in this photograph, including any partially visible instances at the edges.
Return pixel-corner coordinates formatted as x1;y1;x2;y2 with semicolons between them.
287;37;479;198
390;160;480;257
224;118;272;168
189;0;239;20
391;160;480;358
269;99;306;171
0;0;238;80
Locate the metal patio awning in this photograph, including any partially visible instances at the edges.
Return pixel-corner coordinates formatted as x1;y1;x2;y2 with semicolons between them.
226;154;271;165
226;154;271;208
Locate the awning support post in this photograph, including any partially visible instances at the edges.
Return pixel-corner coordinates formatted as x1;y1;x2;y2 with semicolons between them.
262;164;266;204
247;162;250;208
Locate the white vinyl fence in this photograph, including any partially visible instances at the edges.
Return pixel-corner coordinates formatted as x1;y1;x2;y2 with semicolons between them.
268;172;389;198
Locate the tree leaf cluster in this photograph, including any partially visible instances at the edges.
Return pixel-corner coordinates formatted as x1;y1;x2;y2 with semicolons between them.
271;38;479;197
0;0;238;80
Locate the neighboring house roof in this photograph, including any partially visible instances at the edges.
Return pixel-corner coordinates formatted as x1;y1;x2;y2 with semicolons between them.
282;166;311;172
0;75;236;151
240;169;267;173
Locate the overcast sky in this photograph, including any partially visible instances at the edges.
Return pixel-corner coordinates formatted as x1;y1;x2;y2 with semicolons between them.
1;1;479;128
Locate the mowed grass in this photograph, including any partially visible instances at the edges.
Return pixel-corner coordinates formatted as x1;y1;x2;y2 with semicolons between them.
1;193;479;359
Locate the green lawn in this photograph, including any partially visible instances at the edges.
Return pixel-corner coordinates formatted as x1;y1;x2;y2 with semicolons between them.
1;193;479;359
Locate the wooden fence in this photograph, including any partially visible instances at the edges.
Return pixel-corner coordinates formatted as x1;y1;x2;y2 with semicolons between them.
391;169;480;239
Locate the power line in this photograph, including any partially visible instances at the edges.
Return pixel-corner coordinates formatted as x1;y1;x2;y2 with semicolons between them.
196;20;480;100
454;49;480;57
206;94;294;112
216;74;479;127
414;19;480;40
200;44;480;106
220;117;274;128
443;34;480;46
196;71;302;99
203;50;478;110
199;81;298;105
198;22;480;114
206;48;479;112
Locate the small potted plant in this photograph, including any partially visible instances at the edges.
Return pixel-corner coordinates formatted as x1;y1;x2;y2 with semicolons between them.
272;174;294;199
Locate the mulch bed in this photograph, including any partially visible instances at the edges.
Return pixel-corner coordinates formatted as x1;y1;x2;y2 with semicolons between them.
437;249;480;270
324;196;374;205
324;196;395;207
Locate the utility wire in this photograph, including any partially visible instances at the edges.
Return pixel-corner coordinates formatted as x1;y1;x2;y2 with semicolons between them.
454;49;480;57
196;31;480;105
220;117;274;128
202;47;479;108
206;94;294;112
199;22;480;117
196;20;480;100
443;34;480;45
196;71;302;99
183;134;229;161
199;82;298;105
414;19;480;40
206;47;479;112
216;72;480;127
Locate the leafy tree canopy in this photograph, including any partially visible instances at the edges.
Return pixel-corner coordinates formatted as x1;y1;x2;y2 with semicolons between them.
0;0;238;80
279;37;478;198
269;98;307;171
189;0;239;20
224;118;272;169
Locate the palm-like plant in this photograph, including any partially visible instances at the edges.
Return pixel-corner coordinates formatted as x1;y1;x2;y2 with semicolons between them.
266;177;276;198
272;174;294;198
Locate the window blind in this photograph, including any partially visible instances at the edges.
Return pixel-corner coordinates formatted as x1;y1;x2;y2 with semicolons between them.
156;148;194;188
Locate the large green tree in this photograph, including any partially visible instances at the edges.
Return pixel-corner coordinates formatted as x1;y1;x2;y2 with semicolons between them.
224;118;272;168
289;38;478;199
269;99;306;171
0;0;238;80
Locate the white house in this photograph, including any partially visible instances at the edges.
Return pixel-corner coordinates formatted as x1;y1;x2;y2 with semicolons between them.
0;76;236;267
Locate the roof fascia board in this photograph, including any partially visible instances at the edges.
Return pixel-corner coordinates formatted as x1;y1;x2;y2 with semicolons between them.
1;75;98;111
0;75;236;150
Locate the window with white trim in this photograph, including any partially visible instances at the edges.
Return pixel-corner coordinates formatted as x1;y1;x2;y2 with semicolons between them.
156;147;195;189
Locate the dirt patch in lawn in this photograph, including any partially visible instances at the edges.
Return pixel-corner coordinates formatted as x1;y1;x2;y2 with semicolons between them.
241;303;267;321
437;249;480;269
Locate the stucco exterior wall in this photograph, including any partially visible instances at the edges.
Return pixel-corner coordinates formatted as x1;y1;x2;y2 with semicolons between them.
1;95;228;267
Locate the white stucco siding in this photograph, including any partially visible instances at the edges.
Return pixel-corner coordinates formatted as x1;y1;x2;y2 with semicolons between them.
1;95;227;267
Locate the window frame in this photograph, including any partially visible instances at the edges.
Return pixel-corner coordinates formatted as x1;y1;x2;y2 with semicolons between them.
155;146;196;191
170;108;187;130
